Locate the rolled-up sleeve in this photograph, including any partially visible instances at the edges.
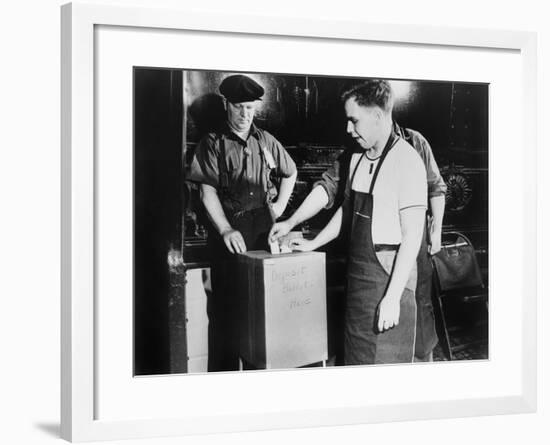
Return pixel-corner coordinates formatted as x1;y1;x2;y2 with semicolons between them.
186;134;220;189
425;150;447;198
312;157;343;210
407;129;447;198
420;137;447;198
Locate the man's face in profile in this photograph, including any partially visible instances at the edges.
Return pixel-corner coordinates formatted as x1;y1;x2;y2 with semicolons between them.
344;97;382;150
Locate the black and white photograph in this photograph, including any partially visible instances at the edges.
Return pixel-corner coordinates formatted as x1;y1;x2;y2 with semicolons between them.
2;0;545;442
133;69;489;375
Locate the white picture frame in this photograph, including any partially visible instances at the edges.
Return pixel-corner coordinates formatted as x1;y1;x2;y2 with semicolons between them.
61;1;537;442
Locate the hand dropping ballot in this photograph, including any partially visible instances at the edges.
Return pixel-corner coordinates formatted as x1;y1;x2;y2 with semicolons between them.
269;231;303;254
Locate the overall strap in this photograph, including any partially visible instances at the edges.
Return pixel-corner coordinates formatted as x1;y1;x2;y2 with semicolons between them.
349;150;368;186
368;133;400;195
218;135;230;191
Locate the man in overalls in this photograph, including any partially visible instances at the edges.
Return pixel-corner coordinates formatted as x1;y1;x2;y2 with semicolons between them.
270;87;445;362
290;80;427;364
187;74;297;371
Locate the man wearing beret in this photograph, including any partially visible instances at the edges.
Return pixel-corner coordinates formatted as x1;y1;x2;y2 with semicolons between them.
188;74;297;372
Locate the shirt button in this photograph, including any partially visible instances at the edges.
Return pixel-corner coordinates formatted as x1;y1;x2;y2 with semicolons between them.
249;192;253;196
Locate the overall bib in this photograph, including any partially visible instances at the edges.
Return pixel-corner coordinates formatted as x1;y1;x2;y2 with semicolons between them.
344;136;418;365
207;135;276;372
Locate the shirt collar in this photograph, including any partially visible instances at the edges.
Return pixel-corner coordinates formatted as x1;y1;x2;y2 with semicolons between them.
249;123;260;138
223;121;261;143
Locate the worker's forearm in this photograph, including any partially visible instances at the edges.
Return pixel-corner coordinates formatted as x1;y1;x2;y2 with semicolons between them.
429;195;445;231
384;208;426;301
309;206;343;250
200;184;232;235
274;171;297;209
286;185;329;229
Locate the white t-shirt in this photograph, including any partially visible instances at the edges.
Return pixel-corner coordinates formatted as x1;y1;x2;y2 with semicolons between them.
348;137;427;245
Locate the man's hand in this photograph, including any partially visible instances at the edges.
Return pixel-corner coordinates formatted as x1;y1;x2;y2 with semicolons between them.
289;237;317;252
377;294;401;333
428;219;442;255
269;220;292;243
221;228;247;254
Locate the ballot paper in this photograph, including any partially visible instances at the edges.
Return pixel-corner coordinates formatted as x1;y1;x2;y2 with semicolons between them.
269;231;303;254
269;239;280;254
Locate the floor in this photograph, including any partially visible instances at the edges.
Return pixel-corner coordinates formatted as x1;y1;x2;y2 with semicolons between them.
432;305;489;361
433;335;488;361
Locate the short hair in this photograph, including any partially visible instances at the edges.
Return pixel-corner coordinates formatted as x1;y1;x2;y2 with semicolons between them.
341;79;394;114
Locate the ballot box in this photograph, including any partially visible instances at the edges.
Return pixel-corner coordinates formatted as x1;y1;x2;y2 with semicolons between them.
237;250;328;369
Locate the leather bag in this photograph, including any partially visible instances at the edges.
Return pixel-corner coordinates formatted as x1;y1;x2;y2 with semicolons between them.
432;232;484;292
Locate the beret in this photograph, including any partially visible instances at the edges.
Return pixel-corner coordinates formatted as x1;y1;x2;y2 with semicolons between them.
219;74;264;103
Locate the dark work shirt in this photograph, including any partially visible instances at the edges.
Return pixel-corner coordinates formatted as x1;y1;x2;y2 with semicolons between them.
187;123;296;214
314;123;447;210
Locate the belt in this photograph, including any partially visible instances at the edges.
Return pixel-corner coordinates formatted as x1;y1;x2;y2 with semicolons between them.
374;244;400;252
